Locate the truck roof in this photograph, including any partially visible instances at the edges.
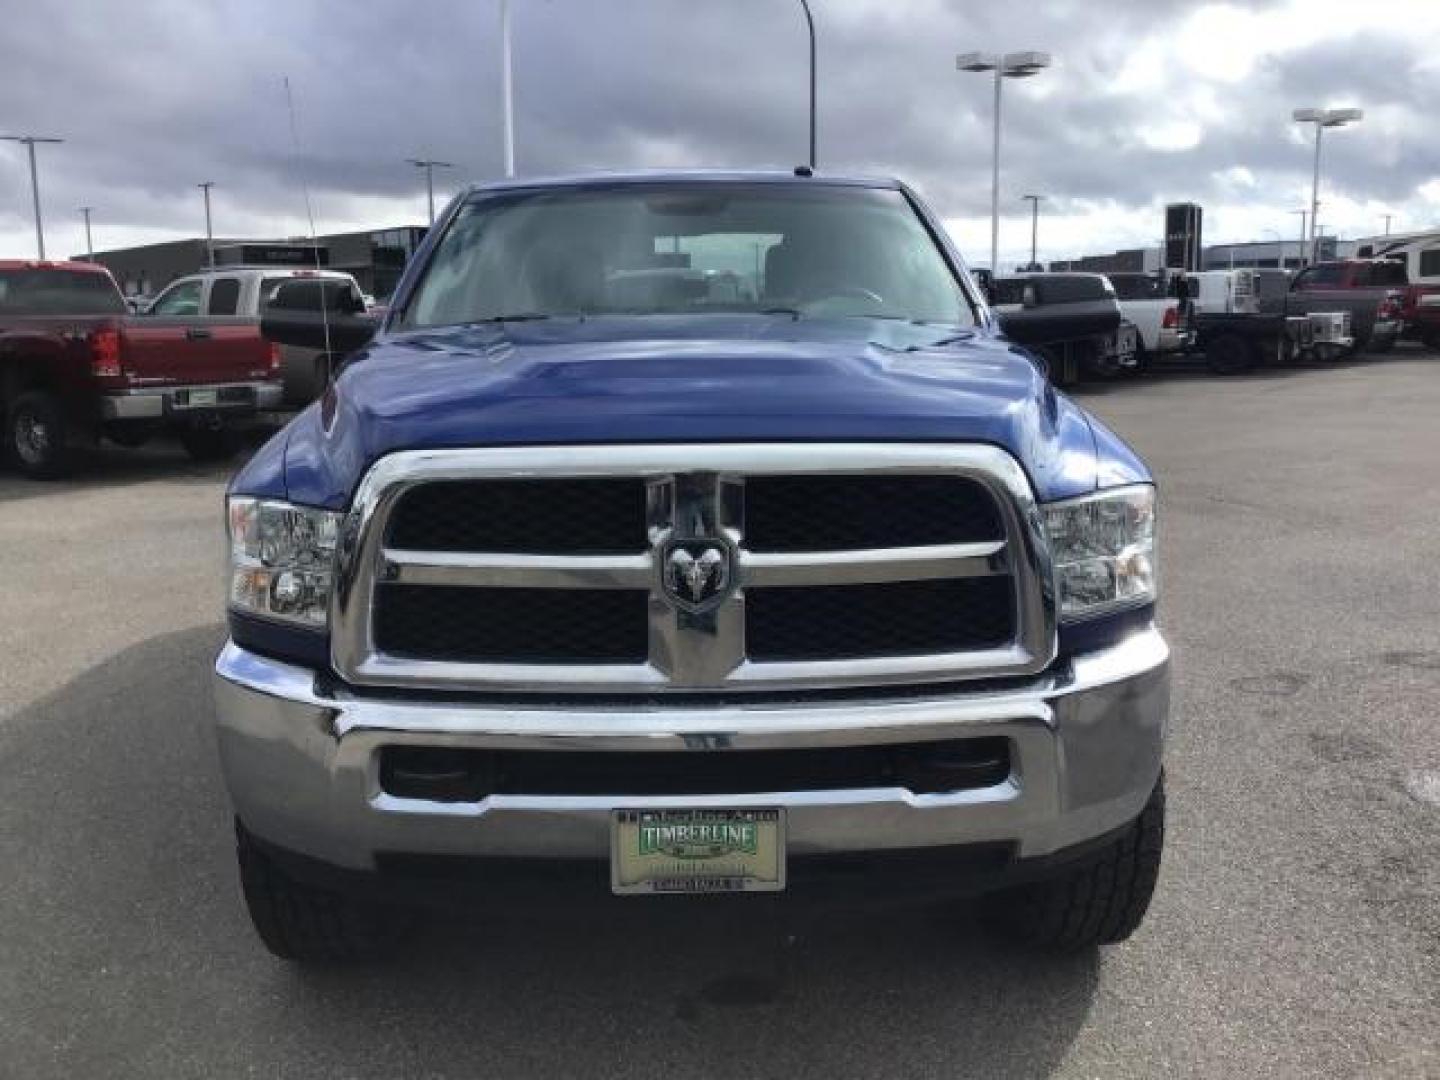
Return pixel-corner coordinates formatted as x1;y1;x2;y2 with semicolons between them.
185;266;355;277
459;169;904;197
0;259;111;274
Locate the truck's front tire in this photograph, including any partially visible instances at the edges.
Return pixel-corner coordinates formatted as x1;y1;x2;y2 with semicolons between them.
985;774;1164;951
6;389;71;479
236;823;395;963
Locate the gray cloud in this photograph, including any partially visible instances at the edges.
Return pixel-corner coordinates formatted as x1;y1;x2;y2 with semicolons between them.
2;0;1437;264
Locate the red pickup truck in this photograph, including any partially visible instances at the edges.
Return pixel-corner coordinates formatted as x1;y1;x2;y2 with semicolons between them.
0;260;282;477
1291;259;1440;350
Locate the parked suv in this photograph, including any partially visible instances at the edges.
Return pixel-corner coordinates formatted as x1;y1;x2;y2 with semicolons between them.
147;266;367;405
216;172;1169;962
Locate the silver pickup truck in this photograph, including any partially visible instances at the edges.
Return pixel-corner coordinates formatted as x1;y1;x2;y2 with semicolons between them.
144;266;368;405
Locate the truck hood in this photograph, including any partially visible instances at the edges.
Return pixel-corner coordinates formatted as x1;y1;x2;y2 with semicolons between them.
254;315;1134;509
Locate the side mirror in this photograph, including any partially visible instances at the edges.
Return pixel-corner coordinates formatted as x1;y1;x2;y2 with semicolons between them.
259;309;378;355
260;279;378;355
1024;346;1050;379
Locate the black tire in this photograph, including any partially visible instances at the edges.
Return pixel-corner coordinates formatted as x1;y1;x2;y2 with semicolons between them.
985;774;1165;951
1205;334;1256;375
1367;334;1395;354
179;425;237;462
236;822;394;963
6;389;71;479
1131;340;1152;375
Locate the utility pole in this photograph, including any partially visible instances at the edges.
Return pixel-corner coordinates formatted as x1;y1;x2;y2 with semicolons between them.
799;0;817;169
1382;213;1393;236
79;206;94;261
408;159;454;225
1020;194;1043;269
500;0;515;177
1289;208;1308;268
198;181;216;267
2;135;64;259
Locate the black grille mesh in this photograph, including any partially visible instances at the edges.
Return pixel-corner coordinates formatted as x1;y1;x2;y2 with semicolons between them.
386;479;647;554
744;475;1003;552
746;577;1014;661
374;584;648;663
374;472;1016;670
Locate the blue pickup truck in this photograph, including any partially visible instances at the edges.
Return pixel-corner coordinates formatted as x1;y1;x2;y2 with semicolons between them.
214;171;1169;962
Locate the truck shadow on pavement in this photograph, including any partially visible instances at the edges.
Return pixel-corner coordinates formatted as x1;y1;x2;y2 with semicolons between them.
1;626;1100;1080
1070;346;1435;398
0;429;278;504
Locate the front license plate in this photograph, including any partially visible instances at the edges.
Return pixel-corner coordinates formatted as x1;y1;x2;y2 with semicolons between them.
187;389;218;407
611;808;785;895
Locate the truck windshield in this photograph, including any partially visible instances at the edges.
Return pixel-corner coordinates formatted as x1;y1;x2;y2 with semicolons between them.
0;268;125;316
399;184;975;328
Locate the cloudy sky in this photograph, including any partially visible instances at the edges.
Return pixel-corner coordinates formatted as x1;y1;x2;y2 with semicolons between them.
4;0;1439;270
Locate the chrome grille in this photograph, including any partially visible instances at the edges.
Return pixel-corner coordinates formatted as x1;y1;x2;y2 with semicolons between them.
331;444;1055;693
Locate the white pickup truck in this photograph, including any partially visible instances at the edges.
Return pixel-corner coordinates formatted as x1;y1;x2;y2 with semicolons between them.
1104;273;1192;368
145;266;367;405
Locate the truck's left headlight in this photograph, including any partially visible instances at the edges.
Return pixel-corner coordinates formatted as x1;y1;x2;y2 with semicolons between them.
1042;484;1156;621
227;497;342;627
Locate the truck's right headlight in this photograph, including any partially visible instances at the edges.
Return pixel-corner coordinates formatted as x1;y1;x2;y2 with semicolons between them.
1042;484;1156;621
227;497;342;627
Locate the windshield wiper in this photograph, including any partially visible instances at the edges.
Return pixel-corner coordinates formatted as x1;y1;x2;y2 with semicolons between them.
468;312;554;324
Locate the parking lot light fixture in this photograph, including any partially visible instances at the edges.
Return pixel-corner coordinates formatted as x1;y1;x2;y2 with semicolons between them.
79;206;94;261
408;159;455;225
2;134;64;259
1020;194;1044;269
1289;208;1308;268
957;51;1052;273
500;0;514;177
198;181;216;268
1292;107;1363;267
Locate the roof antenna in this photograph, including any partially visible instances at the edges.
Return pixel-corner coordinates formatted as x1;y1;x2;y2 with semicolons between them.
282;75;332;362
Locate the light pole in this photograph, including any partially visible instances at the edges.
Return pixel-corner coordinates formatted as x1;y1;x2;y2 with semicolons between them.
799;0;817;170
500;0;514;177
1020;193;1043;270
198;181;216;267
2;135;64;259
1260;227;1282;268
1381;213;1393;236
956;51;1051;273
79;206;94;261
1289;208;1308;268
1292;107;1362;267
408;159;454;225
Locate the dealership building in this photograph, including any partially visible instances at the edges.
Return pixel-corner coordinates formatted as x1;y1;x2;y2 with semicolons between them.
82;225;428;300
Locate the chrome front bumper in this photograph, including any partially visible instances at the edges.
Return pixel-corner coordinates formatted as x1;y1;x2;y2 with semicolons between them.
101;381;283;420
211;628;1169;872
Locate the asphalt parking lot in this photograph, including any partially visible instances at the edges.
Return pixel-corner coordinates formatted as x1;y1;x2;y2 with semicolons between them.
1;351;1437;1079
